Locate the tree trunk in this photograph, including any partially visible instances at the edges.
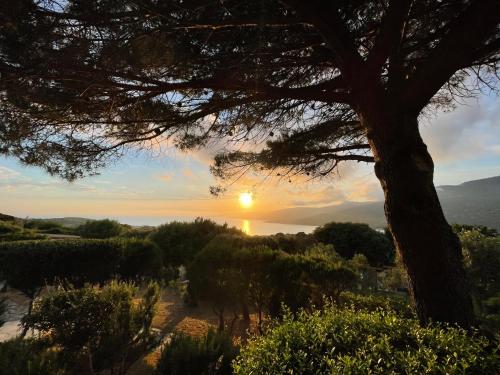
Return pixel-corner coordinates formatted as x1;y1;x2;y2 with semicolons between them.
241;302;250;321
20;288;40;338
366;113;474;328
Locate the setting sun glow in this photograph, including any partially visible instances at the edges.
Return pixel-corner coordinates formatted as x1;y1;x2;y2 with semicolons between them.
239;192;253;208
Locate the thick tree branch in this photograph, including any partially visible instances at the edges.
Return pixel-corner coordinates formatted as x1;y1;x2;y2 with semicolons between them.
367;0;412;75
402;0;500;115
282;0;364;77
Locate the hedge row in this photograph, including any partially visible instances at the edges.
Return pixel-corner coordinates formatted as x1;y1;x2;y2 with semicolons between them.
0;239;162;296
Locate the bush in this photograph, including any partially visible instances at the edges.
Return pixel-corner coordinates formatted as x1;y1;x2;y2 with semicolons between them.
313;222;394;266
0;338;64;375
0;239;164;299
155;329;238;375
23;281;159;374
233;306;499;375
77;219;124;238
120;239;163;280
148;218;241;266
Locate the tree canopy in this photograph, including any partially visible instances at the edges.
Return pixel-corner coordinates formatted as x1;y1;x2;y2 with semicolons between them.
0;0;497;180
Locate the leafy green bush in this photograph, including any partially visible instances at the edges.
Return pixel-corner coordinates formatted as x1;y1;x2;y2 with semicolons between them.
155;329;238;375
120;239;163;280
0;239;164;300
148;218;241;266
23;281;159;374
0;338;64;375
77;219;124;238
233;306;499;375
313;222;395;266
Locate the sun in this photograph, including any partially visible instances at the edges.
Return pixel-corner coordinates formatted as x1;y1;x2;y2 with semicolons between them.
239;192;253;208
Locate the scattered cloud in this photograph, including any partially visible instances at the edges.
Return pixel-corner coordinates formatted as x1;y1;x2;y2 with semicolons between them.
157;172;175;182
421;96;500;163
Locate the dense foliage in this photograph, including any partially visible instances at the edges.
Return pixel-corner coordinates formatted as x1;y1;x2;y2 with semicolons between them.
460;230;500;336
188;241;358;331
148;218;241;266
233;306;500;375
77;219;124;239
155;329;238;375
314;222;395;266
22;281;159;375
0;339;64;375
0;238;163;300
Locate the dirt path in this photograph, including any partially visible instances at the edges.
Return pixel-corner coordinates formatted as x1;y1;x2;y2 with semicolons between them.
128;288;261;374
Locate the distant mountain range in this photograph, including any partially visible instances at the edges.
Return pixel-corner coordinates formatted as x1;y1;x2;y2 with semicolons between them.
257;175;500;230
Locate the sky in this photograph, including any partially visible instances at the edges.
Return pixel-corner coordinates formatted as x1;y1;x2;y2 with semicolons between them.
0;94;499;222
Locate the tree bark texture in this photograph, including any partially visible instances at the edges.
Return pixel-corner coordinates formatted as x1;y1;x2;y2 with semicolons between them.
365;112;474;327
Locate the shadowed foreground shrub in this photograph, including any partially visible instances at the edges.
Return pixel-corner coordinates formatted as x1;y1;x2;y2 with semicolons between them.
0;338;64;375
23;281;160;375
233;306;499;375
155;329;238;375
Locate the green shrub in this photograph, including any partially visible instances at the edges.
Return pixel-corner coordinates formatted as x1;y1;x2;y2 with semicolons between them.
77;219;124;239
155;329;238;375
120;239;163;280
23;281;159;374
0;338;64;375
0;239;164;299
233;306;499;375
148;218;241;266
313;222;395;266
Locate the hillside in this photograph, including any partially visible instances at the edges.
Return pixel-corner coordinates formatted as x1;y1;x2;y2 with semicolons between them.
260;175;500;230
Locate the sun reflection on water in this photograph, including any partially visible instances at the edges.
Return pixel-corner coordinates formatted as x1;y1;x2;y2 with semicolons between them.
242;219;251;235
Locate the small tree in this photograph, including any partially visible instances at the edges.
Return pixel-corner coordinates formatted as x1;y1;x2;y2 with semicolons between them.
187;245;242;332
148;218;240;266
22;281;159;375
233;246;279;331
